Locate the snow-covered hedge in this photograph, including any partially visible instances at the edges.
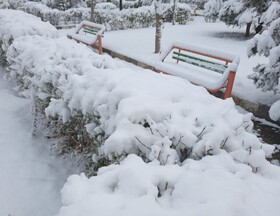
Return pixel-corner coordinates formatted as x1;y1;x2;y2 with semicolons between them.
0;9;57;66
0;9;275;175
19;2;190;30
4;31;274;173
95;4;191;31
21;2;90;26
0;0;27;9
57;154;280;216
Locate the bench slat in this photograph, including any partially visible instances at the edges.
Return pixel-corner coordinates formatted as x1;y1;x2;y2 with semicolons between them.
172;56;225;74
83;29;97;35
173;51;227;74
82;27;104;37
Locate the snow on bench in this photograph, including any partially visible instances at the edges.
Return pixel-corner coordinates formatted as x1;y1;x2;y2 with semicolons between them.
67;21;105;54
155;42;240;99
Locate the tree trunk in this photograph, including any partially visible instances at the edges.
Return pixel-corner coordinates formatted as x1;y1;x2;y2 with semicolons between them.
172;0;177;25
120;0;123;10
90;0;95;22
155;0;163;53
245;22;251;37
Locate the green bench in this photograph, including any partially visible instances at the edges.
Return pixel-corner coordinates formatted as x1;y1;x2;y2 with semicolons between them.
155;42;240;99
67;21;105;54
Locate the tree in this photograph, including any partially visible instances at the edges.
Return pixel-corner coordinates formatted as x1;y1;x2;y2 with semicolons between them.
119;0;123;10
154;0;163;53
204;0;223;22
90;0;95;21
218;0;270;37
248;1;280;121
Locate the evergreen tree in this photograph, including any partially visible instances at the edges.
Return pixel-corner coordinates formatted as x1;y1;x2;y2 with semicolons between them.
204;0;223;22
218;0;270;37
248;1;280;121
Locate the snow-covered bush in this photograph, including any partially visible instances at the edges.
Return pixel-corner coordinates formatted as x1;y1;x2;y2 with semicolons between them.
95;4;191;31
95;2;117;10
56;154;280;216
20;2;190;29
248;17;280;121
0;9;57;65
5;32;274;174
21;2;90;25
0;0;27;9
0;9;275;176
204;0;222;22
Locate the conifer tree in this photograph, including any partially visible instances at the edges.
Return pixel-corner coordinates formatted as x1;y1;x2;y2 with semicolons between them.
248;1;280;121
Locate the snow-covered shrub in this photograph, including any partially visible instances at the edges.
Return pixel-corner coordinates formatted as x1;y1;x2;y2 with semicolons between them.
218;0;244;26
0;0;27;9
21;2;90;25
0;9;275;176
248;17;280;121
3;27;273;174
94;6;155;30
95;2;117;10
20;1;190;29
5;35;114;171
0;9;57;65
0;0;10;9
57;154;280;216
204;0;222;22
95;4;191;31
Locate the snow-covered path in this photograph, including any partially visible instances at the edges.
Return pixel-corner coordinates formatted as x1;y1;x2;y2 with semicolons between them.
0;70;72;216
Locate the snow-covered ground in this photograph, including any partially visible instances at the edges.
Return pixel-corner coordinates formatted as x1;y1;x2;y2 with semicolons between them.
57;154;280;216
101;17;280;105
0;68;75;216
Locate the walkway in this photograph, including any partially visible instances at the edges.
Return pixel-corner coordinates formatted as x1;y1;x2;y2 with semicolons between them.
0;69;73;216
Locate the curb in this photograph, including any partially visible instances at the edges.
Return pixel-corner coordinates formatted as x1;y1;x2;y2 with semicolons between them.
102;47;280;126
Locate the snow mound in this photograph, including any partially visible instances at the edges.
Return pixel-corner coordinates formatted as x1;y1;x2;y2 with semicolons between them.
56;154;280;216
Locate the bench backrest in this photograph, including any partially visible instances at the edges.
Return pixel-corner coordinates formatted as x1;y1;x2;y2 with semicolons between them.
172;50;228;74
161;42;239;75
75;21;106;36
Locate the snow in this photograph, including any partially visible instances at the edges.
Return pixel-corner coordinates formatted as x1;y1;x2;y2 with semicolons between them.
99;17;279;105
0;68;74;216
269;100;280;121
0;9;57;52
260;1;280;25
0;9;280;216
56;154;280;216
238;9;254;26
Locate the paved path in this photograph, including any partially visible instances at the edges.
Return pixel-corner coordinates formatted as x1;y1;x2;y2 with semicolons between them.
0;71;72;216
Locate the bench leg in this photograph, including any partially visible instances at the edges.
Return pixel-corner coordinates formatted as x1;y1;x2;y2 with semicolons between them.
224;71;236;99
97;35;103;55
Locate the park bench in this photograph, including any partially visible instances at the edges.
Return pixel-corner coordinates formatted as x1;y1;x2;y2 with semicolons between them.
67;21;106;54
155;42;240;99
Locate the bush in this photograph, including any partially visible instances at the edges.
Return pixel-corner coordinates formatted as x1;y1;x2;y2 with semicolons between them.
19;2;191;29
1;9;274;177
94;4;191;31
